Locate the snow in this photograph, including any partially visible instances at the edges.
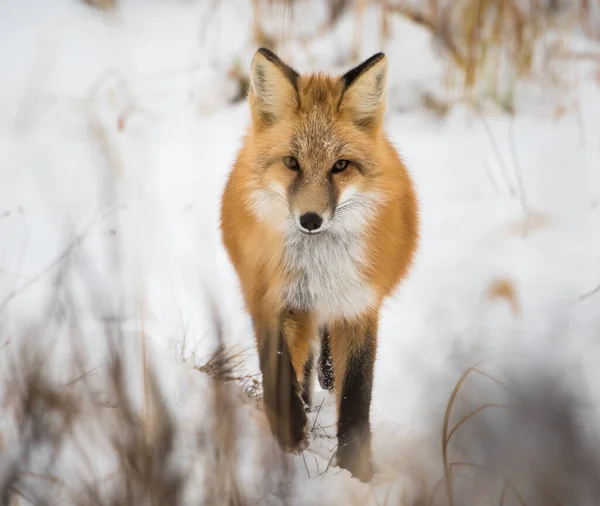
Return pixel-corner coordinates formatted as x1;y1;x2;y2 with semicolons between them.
1;0;600;504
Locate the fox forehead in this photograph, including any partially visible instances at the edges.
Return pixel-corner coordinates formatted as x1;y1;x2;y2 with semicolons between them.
289;109;349;167
297;73;343;110
290;75;349;161
255;108;356;172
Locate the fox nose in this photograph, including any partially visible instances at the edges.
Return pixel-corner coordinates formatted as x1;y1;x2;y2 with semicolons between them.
299;212;323;232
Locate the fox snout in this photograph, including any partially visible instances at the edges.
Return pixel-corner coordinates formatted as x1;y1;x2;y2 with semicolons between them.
290;187;332;234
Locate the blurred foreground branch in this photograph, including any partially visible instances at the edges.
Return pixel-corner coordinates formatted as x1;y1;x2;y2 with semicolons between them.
82;0;117;11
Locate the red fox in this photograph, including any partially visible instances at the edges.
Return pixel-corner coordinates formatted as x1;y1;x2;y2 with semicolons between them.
220;48;419;482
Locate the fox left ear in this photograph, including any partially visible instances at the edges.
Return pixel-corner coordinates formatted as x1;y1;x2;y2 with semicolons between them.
249;48;300;126
339;53;388;129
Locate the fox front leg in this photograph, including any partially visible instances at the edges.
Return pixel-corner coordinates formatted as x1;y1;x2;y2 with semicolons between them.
258;310;310;453
301;351;314;409
329;315;377;482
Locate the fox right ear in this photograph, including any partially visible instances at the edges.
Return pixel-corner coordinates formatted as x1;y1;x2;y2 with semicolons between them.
339;52;388;130
249;48;300;125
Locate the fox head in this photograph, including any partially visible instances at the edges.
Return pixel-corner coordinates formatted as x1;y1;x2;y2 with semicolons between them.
246;48;389;237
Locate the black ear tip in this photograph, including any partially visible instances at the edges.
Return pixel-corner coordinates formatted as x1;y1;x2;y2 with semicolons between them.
370;52;386;64
342;52;388;89
251;47;300;90
257;47;279;61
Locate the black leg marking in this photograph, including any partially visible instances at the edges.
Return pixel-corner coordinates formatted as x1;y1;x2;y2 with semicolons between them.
317;327;335;392
337;338;375;482
258;318;307;453
301;351;314;409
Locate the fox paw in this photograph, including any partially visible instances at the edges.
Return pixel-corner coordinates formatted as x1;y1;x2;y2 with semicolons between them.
336;440;373;483
265;393;309;454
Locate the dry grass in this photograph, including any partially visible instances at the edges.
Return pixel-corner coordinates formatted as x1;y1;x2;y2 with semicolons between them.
417;355;600;506
0;336;184;504
195;345;262;404
0;213;288;505
226;0;599;111
2;247;600;506
0;294;288;505
74;0;600;114
1;250;600;505
3;7;600;493
1;8;596;506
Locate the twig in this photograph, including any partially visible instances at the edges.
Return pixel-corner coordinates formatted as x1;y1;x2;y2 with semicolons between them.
302;451;311;479
442;360;506;506
579;282;600;301
479;113;517;198
499;479;508;506
446;403;512;442
0;206;121;316
508;117;528;212
62;366;101;388
311;397;326;432
320;443;339;476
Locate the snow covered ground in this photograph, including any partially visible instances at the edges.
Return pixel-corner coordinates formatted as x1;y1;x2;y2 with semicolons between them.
1;1;600;504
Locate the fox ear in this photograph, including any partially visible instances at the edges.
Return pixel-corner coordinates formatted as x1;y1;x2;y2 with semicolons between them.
249;48;300;125
339;53;388;129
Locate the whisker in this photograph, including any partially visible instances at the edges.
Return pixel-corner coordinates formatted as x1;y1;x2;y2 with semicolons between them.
332;196;380;225
335;198;376;214
255;189;289;207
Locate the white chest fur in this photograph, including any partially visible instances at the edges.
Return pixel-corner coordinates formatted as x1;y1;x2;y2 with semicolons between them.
281;230;376;323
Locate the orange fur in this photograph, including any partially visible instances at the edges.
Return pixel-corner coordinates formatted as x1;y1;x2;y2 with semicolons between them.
219;48;419;480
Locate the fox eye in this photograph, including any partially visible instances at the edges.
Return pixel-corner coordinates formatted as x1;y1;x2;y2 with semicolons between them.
331;159;349;174
283;156;299;171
